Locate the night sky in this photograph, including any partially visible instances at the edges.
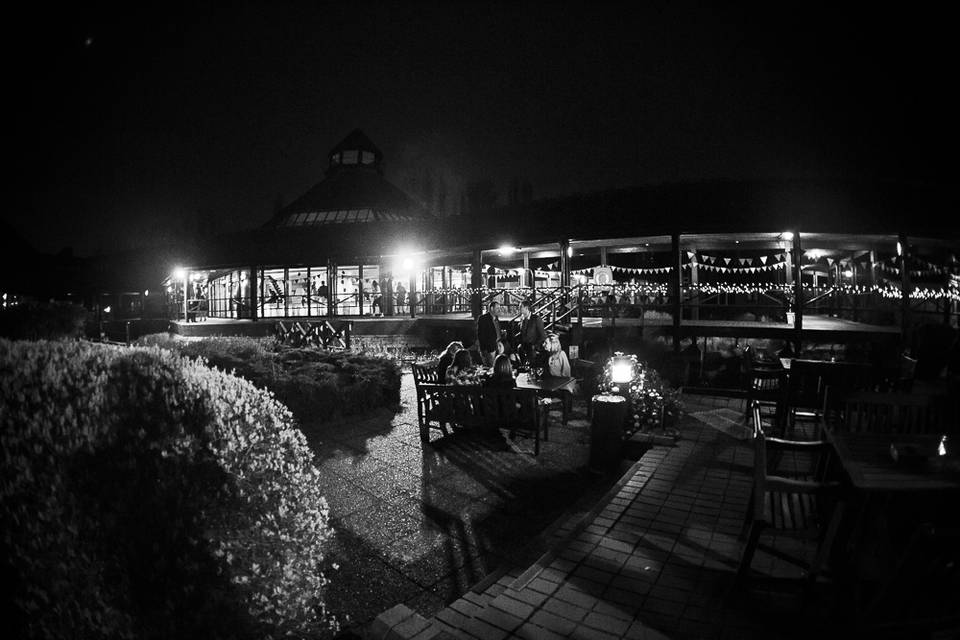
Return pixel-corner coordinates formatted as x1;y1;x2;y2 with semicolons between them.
8;1;953;256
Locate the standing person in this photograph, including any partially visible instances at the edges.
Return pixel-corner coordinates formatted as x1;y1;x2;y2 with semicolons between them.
370;279;382;316
476;300;503;366
518;300;546;367
396;281;407;315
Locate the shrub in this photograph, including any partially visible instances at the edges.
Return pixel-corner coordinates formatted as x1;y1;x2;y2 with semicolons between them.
136;335;402;421
0;301;89;340
0;339;336;639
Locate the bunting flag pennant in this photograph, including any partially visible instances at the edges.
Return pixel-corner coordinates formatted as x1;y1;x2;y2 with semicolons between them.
723;258;732;265
760;256;768;265
738;258;747;266
686;251;695;259
826;258;835;266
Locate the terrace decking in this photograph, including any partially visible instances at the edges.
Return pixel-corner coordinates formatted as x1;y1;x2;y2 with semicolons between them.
170;313;900;345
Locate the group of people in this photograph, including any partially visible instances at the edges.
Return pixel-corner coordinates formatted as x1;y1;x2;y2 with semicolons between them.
434;299;572;388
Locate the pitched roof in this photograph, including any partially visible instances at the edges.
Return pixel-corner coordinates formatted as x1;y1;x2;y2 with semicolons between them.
264;129;432;227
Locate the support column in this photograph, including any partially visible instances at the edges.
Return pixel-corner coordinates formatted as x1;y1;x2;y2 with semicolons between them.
470;248;482;318
793;232;803;353
409;269;417;319
689;255;699;321
382;262;394;316
306;266;312;316
327;260;336;318
358;264;364;316
559;240;571;289
250;267;258;321
600;246;608;266
670;233;681;353
899;233;911;347
283;266;289;318
523;251;530;288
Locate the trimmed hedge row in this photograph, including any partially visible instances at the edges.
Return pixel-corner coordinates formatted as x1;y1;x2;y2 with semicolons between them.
0;339;336;639
138;335;402;421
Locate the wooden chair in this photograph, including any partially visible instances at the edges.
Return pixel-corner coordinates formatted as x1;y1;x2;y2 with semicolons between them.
412;362;441;438
736;401;844;588
274;320;290;345
852;524;960;635
786;360;874;437
418;383;485;441
840;391;946;435
482;387;545;455
744;367;788;435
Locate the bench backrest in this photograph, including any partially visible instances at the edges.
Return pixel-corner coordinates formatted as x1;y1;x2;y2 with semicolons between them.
418;383;539;430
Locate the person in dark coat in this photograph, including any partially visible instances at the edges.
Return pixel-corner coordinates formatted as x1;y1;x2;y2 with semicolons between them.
518;300;546;367
476;300;503;366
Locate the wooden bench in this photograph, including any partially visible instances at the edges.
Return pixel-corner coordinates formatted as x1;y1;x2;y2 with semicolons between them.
418;383;546;455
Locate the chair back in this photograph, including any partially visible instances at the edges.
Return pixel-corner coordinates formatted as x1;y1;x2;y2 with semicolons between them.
842;391;945;434
788;359;875;417
481;387;539;430
412;362;440;386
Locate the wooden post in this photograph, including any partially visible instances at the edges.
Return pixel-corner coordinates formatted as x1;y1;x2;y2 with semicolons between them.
899;233;911;347
358;264;364;316
471;248;482;318
306;266;312;317
671;233;681;353
793;232;803;353
600;246;608;266
409;269;417;319
250;267;258;321
523;251;530;289
327;260;336;318
689;255;699;321
283;266;289;318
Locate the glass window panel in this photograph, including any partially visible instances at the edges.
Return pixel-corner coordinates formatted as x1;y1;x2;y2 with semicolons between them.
341;149;358;164
361;151;375;164
310;267;329;316
287;267;310;317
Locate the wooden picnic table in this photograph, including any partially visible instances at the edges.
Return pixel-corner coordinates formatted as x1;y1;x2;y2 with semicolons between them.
515;373;576;393
825;430;960;492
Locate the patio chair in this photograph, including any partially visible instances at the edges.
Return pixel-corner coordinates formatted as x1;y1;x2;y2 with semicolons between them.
736;401;844;588
744;367;788;435
412;362;441;437
482;387;544;455
786;360;874;438
840;391;946;435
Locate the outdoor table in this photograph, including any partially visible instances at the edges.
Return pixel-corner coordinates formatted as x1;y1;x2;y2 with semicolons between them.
823;427;960;602
825;430;960;493
515;373;576;393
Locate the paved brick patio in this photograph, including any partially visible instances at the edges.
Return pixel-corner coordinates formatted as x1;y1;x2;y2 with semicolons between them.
299;373;625;633
369;393;842;640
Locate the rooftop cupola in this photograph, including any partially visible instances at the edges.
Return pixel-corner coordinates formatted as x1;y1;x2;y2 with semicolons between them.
327;128;384;175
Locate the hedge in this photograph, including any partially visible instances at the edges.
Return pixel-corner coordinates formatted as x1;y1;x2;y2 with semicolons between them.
0;301;89;340
0;339;336;639
137;335;402;421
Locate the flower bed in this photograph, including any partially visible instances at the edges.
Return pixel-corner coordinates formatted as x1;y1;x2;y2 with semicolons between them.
598;353;683;438
137;335;401;422
0;339;336;639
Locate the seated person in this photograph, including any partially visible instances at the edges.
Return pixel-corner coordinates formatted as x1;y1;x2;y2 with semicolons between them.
437;341;463;381
544;333;571;377
484;354;516;389
445;349;478;385
497;338;520;370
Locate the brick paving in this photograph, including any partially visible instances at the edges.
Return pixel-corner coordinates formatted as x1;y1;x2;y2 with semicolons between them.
373;393;842;640
298;372;625;634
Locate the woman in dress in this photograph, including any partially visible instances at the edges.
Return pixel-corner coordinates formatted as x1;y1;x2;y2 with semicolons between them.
544;333;571;377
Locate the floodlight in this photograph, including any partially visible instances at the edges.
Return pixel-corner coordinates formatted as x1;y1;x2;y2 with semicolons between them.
610;354;635;384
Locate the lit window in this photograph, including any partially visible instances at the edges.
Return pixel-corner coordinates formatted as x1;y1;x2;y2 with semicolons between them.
341;149;359;164
331;152;341;164
304;212;319;224
361;151;375;164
